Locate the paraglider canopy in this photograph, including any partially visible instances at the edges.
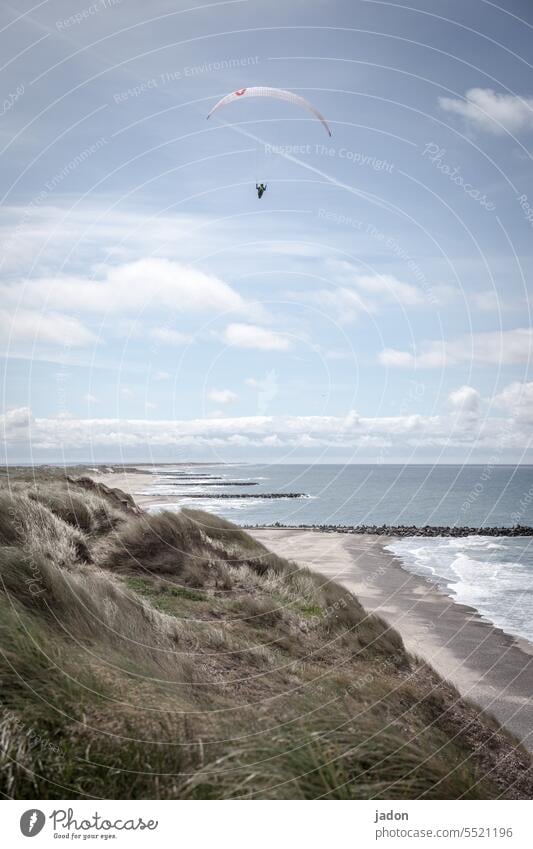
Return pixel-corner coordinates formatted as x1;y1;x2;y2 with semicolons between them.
207;87;332;136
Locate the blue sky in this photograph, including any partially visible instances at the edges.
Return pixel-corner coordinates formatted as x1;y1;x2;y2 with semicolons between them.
1;0;532;462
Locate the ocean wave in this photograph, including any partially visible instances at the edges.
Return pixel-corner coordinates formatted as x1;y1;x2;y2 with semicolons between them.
386;536;533;644
147;499;265;513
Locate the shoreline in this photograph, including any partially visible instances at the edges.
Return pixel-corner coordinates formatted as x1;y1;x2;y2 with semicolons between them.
89;469;533;536
88;468;533;750
6;468;533;798
244;523;533;537
249;528;533;751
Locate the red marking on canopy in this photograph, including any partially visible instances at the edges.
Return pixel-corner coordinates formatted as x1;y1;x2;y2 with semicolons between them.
235;88;247;96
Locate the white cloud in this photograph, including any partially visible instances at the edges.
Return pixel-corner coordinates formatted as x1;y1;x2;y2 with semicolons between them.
308;287;373;323
468;290;524;314
3;259;247;317
439;88;533;135
295;262;427;323
329;261;427;306
0;207;202;273
379;329;533;368
1;399;530;456
0;205;327;278
449;385;481;414
154;371;171;381
208;389;237;405
120;387;135;399
0;406;32;441
469;290;503;312
379;348;418;368
223;323;290;351
445;329;532;366
151;327;191;347
494;381;533;423
352;273;425;306
84;393;99;404
0;308;97;348
430;285;457;306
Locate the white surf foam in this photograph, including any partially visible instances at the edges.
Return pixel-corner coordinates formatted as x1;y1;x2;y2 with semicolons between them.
385;536;533;644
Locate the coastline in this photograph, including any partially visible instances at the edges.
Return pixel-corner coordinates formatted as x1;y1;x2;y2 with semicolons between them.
250;528;533;751
88;468;533;750
89;468;533;535
6;468;533;799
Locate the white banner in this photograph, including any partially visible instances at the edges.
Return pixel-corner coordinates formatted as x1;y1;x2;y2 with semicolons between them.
2;799;532;848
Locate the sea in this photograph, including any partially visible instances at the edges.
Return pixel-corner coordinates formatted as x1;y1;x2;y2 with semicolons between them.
139;463;533;645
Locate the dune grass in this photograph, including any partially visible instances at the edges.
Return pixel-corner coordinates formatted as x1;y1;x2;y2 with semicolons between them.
0;471;532;799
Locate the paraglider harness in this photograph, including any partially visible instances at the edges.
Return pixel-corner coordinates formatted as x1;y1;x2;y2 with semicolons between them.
256;183;267;199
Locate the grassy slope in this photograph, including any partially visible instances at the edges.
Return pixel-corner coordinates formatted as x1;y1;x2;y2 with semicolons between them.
0;473;531;800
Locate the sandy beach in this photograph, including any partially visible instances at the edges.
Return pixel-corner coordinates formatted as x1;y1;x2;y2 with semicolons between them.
250;528;533;751
90;467;172;508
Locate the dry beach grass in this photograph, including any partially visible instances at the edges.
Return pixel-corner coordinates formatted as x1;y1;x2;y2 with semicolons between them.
0;470;532;799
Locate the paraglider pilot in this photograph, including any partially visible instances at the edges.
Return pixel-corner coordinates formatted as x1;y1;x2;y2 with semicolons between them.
256;183;267;199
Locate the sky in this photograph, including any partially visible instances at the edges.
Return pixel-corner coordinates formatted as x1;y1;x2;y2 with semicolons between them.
1;0;532;464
